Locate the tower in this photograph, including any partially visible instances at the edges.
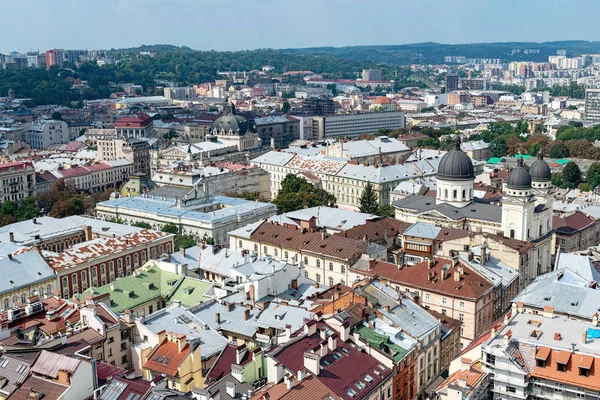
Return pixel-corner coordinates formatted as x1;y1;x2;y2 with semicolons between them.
530;150;554;203
501;156;536;241
436;137;475;208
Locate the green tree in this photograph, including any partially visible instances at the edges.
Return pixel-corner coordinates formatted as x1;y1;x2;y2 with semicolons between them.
489;138;507;158
562;161;582;188
162;223;179;234
549;143;566;158
51;111;63;120
281;101;291;114
578;183;592;192
528;143;541;156
359;182;379;214
175;234;197;249
14;197;40;221
551;172;565;188
273;174;335;213
377;204;395;218
416;137;440;149
133;221;152;229
587;162;600;189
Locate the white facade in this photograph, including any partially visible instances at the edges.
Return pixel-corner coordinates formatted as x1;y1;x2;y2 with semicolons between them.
27;120;69;149
436;178;474;208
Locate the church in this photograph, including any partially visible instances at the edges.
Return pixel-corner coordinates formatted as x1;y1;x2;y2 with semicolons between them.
393;137;554;282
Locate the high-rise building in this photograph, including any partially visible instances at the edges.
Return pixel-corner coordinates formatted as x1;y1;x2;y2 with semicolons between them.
45;49;63;69
585;89;600;121
362;68;383;81
445;75;459;93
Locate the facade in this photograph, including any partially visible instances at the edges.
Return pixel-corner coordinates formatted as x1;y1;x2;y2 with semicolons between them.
446;75;459;93
254;115;300;149
27;119;70;149
552;211;598;255
98;138;151;175
50;161;135;193
311;111;406;139
114;113;154;139
319;136;410;165
584;88;600;121
0;161;35;203
210;104;261;151
362;69;384;81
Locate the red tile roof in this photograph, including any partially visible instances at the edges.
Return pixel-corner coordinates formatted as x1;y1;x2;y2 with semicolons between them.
553;211;595;235
533;348;600;391
115;113;153;128
144;339;189;376
354;258;494;301
0;161;33;173
270;322;392;399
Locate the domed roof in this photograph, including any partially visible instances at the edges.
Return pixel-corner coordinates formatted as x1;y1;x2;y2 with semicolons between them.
211;104;252;136
507;156;532;189
437;137;475;181
530;150;552;182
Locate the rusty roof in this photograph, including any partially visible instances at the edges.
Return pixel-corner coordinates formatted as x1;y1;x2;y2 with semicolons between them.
250;221;366;262
8;376;69;400
31;350;80;378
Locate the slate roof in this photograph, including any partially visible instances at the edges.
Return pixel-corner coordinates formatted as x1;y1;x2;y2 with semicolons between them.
0;250;54;296
393;195;502;223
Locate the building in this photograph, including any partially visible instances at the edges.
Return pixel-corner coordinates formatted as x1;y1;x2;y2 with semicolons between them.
45;49;63;69
460;78;487;91
433;359;488;400
229;219;380;286
98;138;151;175
209;104;260;151
0;161;35;203
115;96;172;110
96;193;276;246
482;310;600;400
27;120;70;149
310;111;406;139
253;115;300;149
446;75;459;93
49;161;135;193
584;89;600;121
552;210;598;255
115;113;154;139
303;98;336;116
447;91;470;106
362;69;383;81
163;86;196;100
394;143;554;281
319;136;410;165
460;140;490;161
352;257;498;348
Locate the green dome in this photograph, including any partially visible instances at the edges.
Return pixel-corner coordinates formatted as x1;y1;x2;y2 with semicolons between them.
211;104;252;136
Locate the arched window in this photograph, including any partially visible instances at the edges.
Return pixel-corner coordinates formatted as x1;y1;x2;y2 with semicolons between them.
254;244;258;252
3;299;8;310
462;189;466;199
329;277;334;287
47;285;52;295
142;251;147;263
453;190;457;199
284;251;289;259
239;240;243;248
304;257;309;265
444;189;448;199
264;246;268;254
20;294;26;304
12;296;17;305
316;274;321;283
510;229;515;238
134;253;139;266
126;256;131;267
117;259;122;272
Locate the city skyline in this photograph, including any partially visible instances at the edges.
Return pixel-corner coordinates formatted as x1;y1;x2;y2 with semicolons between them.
2;0;600;53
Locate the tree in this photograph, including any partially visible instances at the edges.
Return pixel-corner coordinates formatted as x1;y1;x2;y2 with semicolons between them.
175;234;197;249
359;182;379;214
273;174;335;213
587;162;600;189
133;221;152;229
281;101;290;114
579;183;592;192
549;143;566;158
489;138;507;158
528;143;541;156
416;137;440;149
562;161;582;188
162;223;179;234
51;111;63;121
377;204;395;218
551;172;565;188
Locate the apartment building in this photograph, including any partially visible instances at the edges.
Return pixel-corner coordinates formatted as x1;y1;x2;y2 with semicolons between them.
311;111;406;139
27;119;70;149
0;161;35;203
585;88;600;121
114;113;154;138
98;138;151;175
552;211;599;255
51;161;135;193
254;115;300;149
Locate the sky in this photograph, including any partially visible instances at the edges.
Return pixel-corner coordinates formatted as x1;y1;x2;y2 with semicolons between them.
2;0;600;52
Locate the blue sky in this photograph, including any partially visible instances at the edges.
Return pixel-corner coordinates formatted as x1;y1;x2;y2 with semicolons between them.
3;0;599;52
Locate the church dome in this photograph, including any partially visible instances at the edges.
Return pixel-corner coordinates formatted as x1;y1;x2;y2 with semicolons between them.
437;137;475;181
211;104;252;136
507;156;532;189
530;150;552;182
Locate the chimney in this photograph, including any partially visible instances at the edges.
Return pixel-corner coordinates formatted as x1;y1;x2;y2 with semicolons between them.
84;225;93;241
340;322;350;341
543;306;554;319
7;254;12;261
328;335;338;351
177;335;186;352
215;313;221;324
490;327;497;339
285;374;295;390
368;259;376;271
427;258;435;269
297;369;306;381
321;229;327;240
384;305;391;313
319;328;327;340
9;232;14;242
180;247;185;256
236;345;246;364
244;309;251;321
454;271;461;282
503;330;512;346
593;313;599;327
303;352;320;376
226;381;236;398
33;218;37;224
583;329;588;345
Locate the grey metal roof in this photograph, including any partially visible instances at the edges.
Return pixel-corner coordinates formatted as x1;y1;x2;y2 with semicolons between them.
529;151;552;182
0;251;55;295
403;222;441;239
393;195;502;223
254;303;313;332
460;252;518;288
271;206;376;231
140;304;228;360
192;301;259;338
437;137;474;181
555;253;600;283
507;157;532;189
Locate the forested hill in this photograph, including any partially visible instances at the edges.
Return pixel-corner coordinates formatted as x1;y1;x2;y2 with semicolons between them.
283;40;600;64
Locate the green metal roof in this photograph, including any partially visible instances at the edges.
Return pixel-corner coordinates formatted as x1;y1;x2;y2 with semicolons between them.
80;264;212;313
486;157;503;165
554;158;570;165
514;154;531;159
169;278;213;308
354;324;409;363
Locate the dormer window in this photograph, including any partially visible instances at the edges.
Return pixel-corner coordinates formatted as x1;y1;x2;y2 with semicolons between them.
557;362;567;372
580;367;590;377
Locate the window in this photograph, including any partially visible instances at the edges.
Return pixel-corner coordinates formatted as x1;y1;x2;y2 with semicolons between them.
20;294;26;304
264;246;268;254
441;297;447;305
459;301;465;309
506;386;516;394
121;355;128;364
536;359;546;368
441;309;446;315
557;362;567;372
239;240;243;248
134;253;139;266
121;342;127;351
316;260;320;268
284;251;289;259
424;293;430;301
444;189;448;199
274;249;278;257
341;265;345;274
254;244;258;252
109;261;114;275
580;367;590;377
117;259;122;272
462;189;465;199
459;313;464;321
141;251;146;263
329;277;334;287
3;299;8;309
316;274;321;283
510;229;515;239
91;267;97;278
304;257;309;265
453;190;457;199
329;262;334;271
72;273;78;286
